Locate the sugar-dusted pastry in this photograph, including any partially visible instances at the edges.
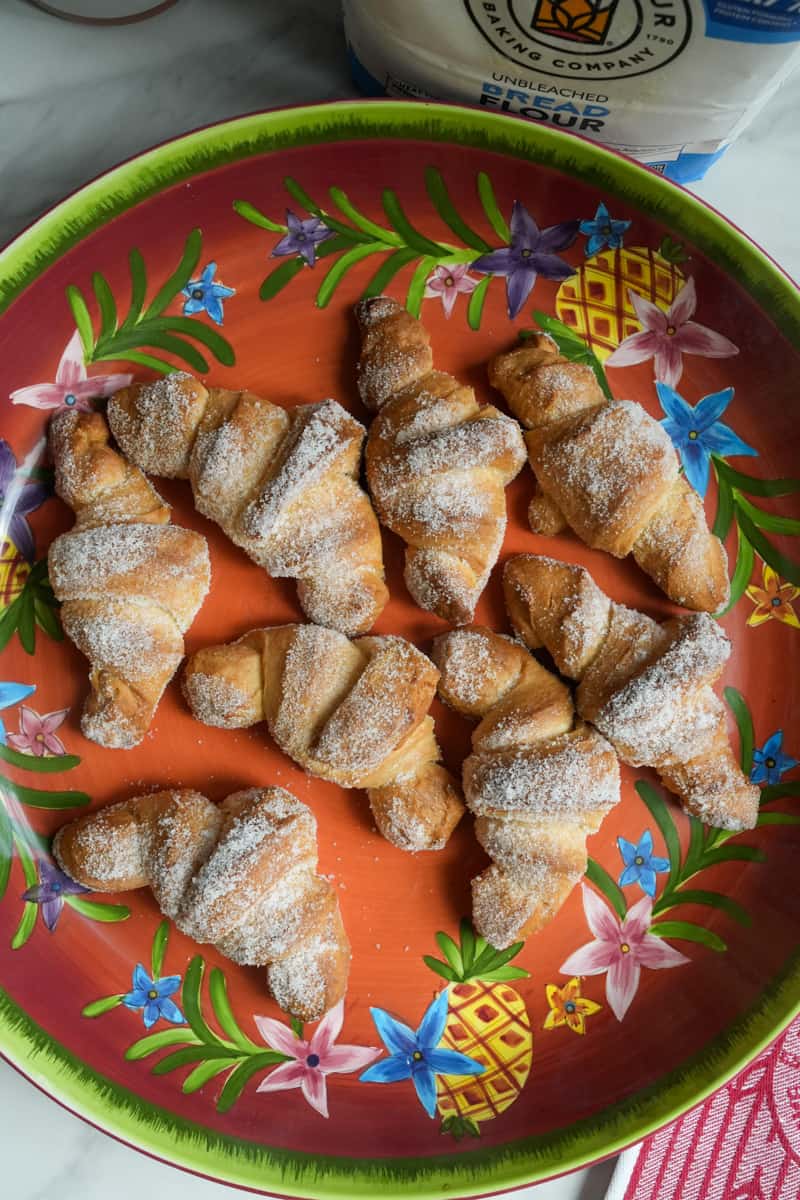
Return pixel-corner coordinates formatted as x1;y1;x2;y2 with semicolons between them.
489;334;729;613
504;553;759;830
182;623;465;852
431;627;620;948
48;410;210;749
54;786;349;1021
355;297;526;624
107;376;387;636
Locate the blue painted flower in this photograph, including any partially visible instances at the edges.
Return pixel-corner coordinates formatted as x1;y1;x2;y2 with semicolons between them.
0;681;36;744
579;202;631;255
181;262;235;325
123;964;185;1029
22;859;89;932
360;989;484;1118
657;383;757;497
272;210;334;267
750;731;799;787
0;441;51;563
471;201;579;319
617;831;670;898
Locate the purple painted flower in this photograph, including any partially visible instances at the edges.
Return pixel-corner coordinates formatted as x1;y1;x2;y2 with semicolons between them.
22;859;89;932
0;441;50;563
10;330;132;414
123;964;185;1029
272;210;334;267
181;261;235;326
471;201;579;319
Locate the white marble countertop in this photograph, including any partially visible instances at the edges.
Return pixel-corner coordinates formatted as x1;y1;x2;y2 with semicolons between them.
0;2;796;1198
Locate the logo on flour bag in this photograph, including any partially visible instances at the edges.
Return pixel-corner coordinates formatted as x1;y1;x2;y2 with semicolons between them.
464;0;693;78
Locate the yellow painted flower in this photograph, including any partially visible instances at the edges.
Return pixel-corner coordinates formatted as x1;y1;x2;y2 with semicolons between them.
543;978;601;1035
746;563;800;629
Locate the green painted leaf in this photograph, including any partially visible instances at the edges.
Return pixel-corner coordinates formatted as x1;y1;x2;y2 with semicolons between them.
283;176;323;216
470;939;524;978
425;167;491;252
761;781;800;803
714;459;800;498
0;598;21;654
232;200;287;233
757;811;800;825
152;1046;230;1075
736;493;800;537
712;472;735;541
82;994;124;1018
382;190;448;257
459;918;476;974
101;349;180;375
182;1057;240;1094
151;919;170;979
467;276;491;331
143;228;202;319
649;920;726;953
329;186;402;246
703;844;766;866
290;1016;304;1040
406;256;436;318
477;966;529;982
585;857;627;919
33;596;63;642
208;968;260;1052
654;888;751;925
18;589;35;654
422;955;456;983
122;248;148;329
217;1053;288;1114
682;814;706;878
635;781;681;890
128;331;208;375
716;525;755;617
259;256;306;301
2;779;90;809
435;932;464;977
64;895;130;922
92;272;118;338
316;242;383;308
0;744;80;773
737;508;800;585
0;805;12;903
66;285;95;360
361;248;417;298
722;686;755;774
476;171;510;241
532;311;613;401
182;956;222;1046
126;1028;201;1060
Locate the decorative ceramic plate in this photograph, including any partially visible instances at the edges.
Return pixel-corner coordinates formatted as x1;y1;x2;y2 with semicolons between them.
1;101;798;1199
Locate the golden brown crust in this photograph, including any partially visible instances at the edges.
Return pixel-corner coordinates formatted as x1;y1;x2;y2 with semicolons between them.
54;786;350;1022
488;334;729;612
108;377;387;636
503;553;760;830
48;411;210;749
183;623;465;852
357;297;526;624
432;626;620;947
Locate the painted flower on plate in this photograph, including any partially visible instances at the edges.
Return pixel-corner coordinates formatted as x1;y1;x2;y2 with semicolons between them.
255;999;381;1118
560;886;689;1021
123;964;185;1029
579;202;631;255
181;261;235;325
360;989;485;1117
617;830;670;898
543;977;601;1035
424;263;478;318
272;210;334;267
605;277;738;389
7;705;68;757
0;681;36;744
657;382;757;497
0;441;51;563
746;563;800;629
22;859;88;932
9;330;132;414
471;200;578;319
750;731;798;786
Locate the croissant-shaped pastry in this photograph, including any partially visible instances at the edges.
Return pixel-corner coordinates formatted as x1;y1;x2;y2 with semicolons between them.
489;334;729;613
182;623;465;852
107;376;388;636
504;554;759;830
48;411;211;749
54;785;349;1020
355;297;527;624
431;627;620;948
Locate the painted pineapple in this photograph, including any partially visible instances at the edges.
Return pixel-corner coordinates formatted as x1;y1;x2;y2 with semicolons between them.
425;920;532;1138
556;235;688;361
0;538;30;608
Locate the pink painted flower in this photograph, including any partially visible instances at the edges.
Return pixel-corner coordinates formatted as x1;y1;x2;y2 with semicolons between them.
255;999;381;1118
560;885;689;1021
424;263;479;318
605;277;738;389
9;331;132;413
7;705;68;757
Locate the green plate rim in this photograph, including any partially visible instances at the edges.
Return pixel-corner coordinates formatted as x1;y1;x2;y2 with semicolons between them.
1;99;798;1197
